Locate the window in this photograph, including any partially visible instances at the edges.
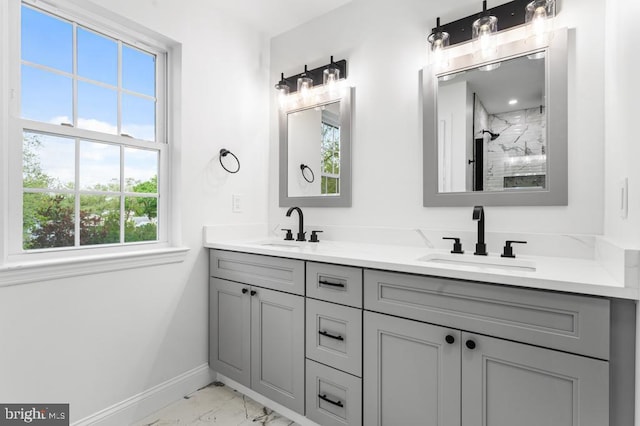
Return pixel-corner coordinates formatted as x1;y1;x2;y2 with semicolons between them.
320;113;340;195
12;2;168;253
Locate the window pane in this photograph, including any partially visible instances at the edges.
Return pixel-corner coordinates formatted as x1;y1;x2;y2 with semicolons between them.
23;193;75;249
122;45;156;96
79;141;120;191
124;148;158;192
122;94;156;141
21;65;72;123
125;196;157;242
77;81;117;134
21;5;72;73
80;195;120;245
23;132;75;189
77;27;117;86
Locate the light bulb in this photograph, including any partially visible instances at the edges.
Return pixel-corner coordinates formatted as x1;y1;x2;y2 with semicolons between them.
472;13;498;60
428;19;450;69
526;0;555;43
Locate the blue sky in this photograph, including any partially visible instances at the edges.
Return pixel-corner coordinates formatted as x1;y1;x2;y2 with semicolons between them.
20;4;159;188
21;4;156;141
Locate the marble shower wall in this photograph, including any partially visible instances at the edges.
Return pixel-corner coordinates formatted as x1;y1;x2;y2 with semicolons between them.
481;106;546;191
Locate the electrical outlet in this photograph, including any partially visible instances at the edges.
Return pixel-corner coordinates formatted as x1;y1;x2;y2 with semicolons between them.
619;178;628;219
232;194;243;213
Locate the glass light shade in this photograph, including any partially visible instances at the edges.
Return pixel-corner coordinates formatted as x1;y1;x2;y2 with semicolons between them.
274;83;289;96
472;15;498;60
428;31;450;68
297;76;313;96
526;0;555;41
323;67;340;86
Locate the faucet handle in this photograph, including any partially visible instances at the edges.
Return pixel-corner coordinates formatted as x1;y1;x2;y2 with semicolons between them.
309;230;323;243
501;240;527;258
443;237;464;254
281;229;294;241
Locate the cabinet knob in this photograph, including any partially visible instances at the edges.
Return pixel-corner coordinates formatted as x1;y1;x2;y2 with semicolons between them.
445;334;455;344
465;339;476;350
241;288;248;294
250;290;257;296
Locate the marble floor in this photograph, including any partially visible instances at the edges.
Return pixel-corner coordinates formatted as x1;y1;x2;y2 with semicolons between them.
132;382;298;426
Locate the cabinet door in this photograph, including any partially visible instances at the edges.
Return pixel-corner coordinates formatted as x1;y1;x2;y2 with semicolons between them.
250;287;305;414
461;332;609;426
363;311;461;426
209;278;251;388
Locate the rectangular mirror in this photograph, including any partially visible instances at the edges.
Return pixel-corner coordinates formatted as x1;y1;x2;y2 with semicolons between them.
423;28;568;206
279;86;352;207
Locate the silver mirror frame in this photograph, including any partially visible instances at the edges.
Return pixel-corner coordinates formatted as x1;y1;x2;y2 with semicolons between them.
423;28;568;207
279;86;353;207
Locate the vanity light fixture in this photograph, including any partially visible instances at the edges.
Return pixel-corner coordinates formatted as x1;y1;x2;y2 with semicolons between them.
275;56;347;98
525;0;555;41
509;99;518;105
427;17;450;69
472;1;498;60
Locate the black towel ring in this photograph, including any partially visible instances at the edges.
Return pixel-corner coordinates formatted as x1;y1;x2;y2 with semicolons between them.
219;149;240;174
300;164;315;183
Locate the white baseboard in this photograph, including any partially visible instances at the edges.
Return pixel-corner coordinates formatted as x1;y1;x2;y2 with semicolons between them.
216;374;321;426
73;364;214;426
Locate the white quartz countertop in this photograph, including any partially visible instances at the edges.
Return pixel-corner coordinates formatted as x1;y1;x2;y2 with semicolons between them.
204;238;639;300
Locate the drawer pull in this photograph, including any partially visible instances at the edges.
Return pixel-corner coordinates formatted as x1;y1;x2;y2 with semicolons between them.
466;339;476;350
242;288;249;294
319;280;345;288
250;290;257;296
318;393;344;408
445;334;455;344
319;330;344;341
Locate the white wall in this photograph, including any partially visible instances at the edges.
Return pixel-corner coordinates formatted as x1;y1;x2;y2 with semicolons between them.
269;0;606;236
0;0;270;422
604;0;640;249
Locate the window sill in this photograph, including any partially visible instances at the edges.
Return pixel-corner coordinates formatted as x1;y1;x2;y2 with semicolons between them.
0;246;190;287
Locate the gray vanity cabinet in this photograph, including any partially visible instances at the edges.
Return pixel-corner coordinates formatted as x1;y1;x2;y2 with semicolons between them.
209;277;251;387
363;311;462;426
209;250;305;414
363;311;609;426
363;270;612;426
462;332;609;426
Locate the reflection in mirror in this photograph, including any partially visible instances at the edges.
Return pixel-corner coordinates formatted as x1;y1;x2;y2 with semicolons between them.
279;85;352;207
423;28;568;207
287;102;341;197
437;54;546;193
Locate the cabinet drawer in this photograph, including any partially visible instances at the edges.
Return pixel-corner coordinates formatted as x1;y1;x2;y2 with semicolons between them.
306;359;362;426
364;270;610;360
210;250;304;295
306;299;363;377
306;262;363;308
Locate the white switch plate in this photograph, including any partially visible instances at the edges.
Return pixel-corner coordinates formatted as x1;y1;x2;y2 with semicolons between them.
619;178;628;219
232;194;243;213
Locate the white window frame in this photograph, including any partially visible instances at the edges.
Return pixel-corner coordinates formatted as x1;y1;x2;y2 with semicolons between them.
0;0;186;284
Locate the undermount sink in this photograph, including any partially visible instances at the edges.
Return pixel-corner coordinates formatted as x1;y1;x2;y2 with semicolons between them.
258;241;303;248
418;252;536;272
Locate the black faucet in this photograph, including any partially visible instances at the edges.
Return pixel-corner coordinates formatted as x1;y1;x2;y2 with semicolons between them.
286;207;306;241
473;206;487;256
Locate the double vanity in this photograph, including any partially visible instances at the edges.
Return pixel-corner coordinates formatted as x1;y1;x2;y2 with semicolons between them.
206;230;636;426
208;13;635;425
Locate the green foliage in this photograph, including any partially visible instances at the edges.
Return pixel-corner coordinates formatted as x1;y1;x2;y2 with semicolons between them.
22;134;159;249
